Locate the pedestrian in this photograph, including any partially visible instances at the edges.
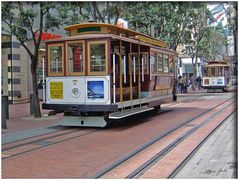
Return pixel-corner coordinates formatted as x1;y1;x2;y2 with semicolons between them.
38;79;43;89
178;76;183;93
181;76;187;93
197;76;202;90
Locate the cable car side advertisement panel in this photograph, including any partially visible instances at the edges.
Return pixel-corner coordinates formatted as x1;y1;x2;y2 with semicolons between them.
46;76;110;104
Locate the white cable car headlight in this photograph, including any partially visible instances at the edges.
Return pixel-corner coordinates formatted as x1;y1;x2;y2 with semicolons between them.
72;88;80;97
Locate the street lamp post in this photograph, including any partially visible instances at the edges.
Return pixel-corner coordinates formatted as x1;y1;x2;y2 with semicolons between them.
10;31;14;104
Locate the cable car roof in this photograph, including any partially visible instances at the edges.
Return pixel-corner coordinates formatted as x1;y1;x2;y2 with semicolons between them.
203;61;230;67
64;23;168;48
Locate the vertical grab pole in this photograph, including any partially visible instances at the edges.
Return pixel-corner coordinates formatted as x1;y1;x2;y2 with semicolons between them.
133;56;136;83
113;54;116;103
123;56;126;84
119;40;123;104
138;44;141;100
142;57;144;82
42;57;46;102
150;56;152;81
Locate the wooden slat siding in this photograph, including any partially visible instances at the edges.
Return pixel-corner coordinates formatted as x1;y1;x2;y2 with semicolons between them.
119;40;123;102
135;35;167;48
138;43;141;99
129;43;133;100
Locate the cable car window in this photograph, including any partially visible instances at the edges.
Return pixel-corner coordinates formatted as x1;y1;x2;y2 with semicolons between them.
169;55;174;73
88;41;107;73
203;67;208;76
48;44;64;75
218;67;223;76
211;67;216;76
157;53;163;72
67;41;84;75
150;51;157;74
131;53;148;74
163;54;169;73
141;53;149;74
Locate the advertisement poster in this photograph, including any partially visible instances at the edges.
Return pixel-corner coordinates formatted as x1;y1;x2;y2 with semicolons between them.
50;82;63;99
87;80;104;99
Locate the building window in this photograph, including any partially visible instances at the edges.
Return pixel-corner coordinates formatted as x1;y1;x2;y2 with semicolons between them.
8;78;21;84
8;66;20;72
48;44;64;76
88;41;107;75
66;41;84;75
8;54;20;61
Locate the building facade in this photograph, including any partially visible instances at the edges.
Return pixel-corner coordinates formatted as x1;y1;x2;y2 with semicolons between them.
1;34;29;102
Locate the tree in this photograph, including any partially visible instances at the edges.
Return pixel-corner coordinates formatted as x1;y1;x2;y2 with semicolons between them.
183;3;227;90
182;3;209;90
66;2;126;25
1;2;70;117
197;26;227;60
125;2;209;51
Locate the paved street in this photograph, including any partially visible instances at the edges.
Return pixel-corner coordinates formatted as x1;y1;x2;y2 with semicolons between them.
174;111;237;178
1;87;237;178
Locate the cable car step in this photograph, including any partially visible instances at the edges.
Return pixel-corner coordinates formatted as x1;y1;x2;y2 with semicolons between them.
109;106;154;119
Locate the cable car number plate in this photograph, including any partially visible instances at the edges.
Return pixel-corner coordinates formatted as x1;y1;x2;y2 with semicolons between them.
50;82;63;99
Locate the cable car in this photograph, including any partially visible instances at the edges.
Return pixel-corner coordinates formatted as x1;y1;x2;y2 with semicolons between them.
202;61;230;92
42;23;178;127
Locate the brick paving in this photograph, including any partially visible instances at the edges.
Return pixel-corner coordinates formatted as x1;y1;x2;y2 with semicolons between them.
2;101;63;135
1;87;237;178
140;101;235;178
100;99;235;178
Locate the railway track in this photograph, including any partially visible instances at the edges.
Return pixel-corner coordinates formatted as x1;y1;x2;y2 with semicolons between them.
2;128;101;160
2;93;206;147
94;96;235;178
2;93;233;161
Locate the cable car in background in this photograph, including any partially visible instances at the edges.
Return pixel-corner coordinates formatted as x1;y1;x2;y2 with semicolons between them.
202;61;231;92
42;23;178;127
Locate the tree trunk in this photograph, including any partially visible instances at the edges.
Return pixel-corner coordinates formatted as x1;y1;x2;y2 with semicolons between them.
31;58;41;118
191;57;196;91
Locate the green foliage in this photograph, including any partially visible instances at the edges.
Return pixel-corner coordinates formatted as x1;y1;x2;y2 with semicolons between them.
124;2;210;50
1;2;74;117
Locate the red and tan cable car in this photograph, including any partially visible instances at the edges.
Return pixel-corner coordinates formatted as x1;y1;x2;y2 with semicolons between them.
42;23;178;127
202;61;231;92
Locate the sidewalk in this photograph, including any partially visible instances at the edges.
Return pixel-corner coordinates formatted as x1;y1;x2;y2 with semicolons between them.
174;112;237;178
178;85;237;95
2;101;63;135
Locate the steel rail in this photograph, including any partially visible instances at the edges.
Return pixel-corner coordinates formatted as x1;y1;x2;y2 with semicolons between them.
168;111;237;178
2;129;101;160
2;128;81;151
93;97;234;178
2;125;69;145
127;101;235;178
